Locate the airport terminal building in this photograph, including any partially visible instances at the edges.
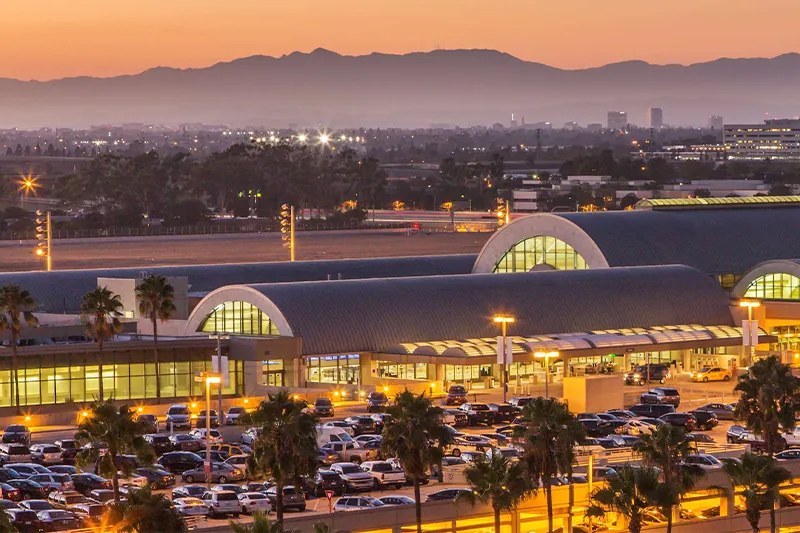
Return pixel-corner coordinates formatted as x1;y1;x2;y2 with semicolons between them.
4;197;800;410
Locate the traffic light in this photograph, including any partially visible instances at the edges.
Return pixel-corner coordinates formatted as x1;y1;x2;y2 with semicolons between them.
496;198;507;227
279;203;295;261
35;210;51;271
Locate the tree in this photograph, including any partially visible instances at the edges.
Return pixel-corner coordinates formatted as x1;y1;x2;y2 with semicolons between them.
460;451;531;533
769;183;792;196
586;465;661;533
245;390;318;526
81;287;123;400
135;275;176;399
382;390;451;533
693;188;711;198
230;512;293;533
516;397;584;533
633;423;700;533
619;193;639;210
111;485;187;533
74;400;152;502
721;454;791;533
0;285;39;413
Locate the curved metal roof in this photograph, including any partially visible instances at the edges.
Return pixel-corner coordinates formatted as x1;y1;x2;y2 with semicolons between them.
558;208;800;275
0;255;476;314
241;265;734;355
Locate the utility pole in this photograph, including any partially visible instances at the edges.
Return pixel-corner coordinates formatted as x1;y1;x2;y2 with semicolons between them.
280;204;295;261
35;210;52;272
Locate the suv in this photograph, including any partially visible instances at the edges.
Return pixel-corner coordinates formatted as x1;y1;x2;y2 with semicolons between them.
459;403;495;426
2;426;31;446
265;485;306;512
659;413;697;431
366;392;389;413
196;410;220;429
313;398;335;417
136;414;158;433
640;387;681;407
201;490;240;518
629;404;676;418
29;445;62;466
155;452;203;474
143;434;173;455
0;444;32;465
487;403;517;423
165;405;192;431
446;386;468;406
689;410;719;431
312;470;346;496
54;441;78;464
624;364;671;385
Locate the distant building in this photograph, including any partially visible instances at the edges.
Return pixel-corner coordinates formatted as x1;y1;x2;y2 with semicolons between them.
510;114;518;128
564;121;578;130
587;123;603;133
647;108;664;130
607;111;628;131
709;116;724;130
724;119;800;161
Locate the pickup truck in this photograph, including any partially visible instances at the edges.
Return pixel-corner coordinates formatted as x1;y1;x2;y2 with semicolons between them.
360;461;406;489
782;428;800;448
320;442;379;464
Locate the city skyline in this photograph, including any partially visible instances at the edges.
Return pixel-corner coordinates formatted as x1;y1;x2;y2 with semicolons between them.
3;0;799;80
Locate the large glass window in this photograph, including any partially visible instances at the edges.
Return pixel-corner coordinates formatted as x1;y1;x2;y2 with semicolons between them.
493;236;588;273
306;355;360;385
744;273;800;300
263;360;285;387
199;301;280;335
376;362;429;380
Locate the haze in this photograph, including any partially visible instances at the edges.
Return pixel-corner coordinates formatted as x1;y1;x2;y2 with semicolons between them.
3;0;799;81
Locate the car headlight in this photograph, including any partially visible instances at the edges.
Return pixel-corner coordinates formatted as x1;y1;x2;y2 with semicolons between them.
634;374;641;378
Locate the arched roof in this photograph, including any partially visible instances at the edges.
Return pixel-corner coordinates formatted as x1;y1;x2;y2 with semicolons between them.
185;265;735;355
473;208;800;275
0;255;476;314
731;259;800;299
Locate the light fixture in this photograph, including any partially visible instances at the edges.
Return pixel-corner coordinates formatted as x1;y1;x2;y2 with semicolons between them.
739;300;761;309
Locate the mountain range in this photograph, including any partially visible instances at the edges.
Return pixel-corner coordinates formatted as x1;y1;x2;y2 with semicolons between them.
1;49;798;129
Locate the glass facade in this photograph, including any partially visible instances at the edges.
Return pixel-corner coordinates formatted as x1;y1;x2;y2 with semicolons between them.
199;301;280;335
493;236;588;273
376;362;429;380
306;355;360;384
262;360;285;387
743;273;800;300
0;351;242;408
444;364;493;382
770;325;800;353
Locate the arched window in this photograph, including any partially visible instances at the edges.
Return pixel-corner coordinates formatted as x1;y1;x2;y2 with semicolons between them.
198;301;280;335
493;236;589;273
743;273;800;301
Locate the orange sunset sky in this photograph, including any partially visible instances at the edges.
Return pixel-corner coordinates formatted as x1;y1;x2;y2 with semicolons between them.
2;0;799;81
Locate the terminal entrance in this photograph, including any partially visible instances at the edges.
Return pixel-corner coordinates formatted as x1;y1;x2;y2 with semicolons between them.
444;364;494;388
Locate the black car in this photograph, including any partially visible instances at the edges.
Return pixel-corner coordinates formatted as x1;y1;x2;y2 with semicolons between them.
155;452;203;474
727;425;748;443
70;474;111;496
53;441;78;464
624;364;671;385
344;416;377;436
659;413;697;431
487;403;517;423
579;420;615;438
446;386;468;406
168;434;204;453
195;410;219;429
689;410;719;431
370;413;392;433
366;392;389;413
629;403;676;418
171;485;207;499
459;403;495;426
639;387;681;407
6;508;44;533
425;488;473;502
0;468;22;483
135;467;176;490
312;470;346;496
143;434;173;455
313;398;335;417
445;409;469;428
2;425;31;445
8;479;49;499
136;414;159;434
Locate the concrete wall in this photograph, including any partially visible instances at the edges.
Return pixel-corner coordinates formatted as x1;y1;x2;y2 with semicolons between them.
562;375;623;412
98;276;190;320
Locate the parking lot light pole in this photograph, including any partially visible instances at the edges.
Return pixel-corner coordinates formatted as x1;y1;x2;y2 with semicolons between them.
739;300;761;371
534;351;559;398
493;315;515;403
196;372;221;491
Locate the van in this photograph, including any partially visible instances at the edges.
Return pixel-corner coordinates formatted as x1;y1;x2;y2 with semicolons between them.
0;444;32;465
316;426;354;448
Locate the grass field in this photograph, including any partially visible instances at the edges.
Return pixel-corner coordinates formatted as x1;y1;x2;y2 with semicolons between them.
0;230;492;272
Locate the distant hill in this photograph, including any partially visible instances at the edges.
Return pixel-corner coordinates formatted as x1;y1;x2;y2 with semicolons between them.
0;48;798;129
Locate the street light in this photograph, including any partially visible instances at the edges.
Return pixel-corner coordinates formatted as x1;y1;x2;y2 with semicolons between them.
739;300;762;370
493;315;515;403
196;372;221;491
534;351;559;398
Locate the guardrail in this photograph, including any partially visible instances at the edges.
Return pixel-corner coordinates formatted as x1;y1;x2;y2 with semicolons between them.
575;443;749;466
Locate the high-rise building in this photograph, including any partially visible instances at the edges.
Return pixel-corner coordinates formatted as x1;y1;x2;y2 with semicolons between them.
724;119;800;161
647;108;664;129
709;116;724;130
564;121;578;130
510;113;518;128
607;111;628;131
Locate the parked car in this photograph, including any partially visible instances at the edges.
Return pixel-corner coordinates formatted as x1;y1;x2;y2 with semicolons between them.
69;474;110;496
211;484;246;495
727;425;748;443
143;434;173;455
172;485;208;499
47;467;75;477
71;503;106;528
487;403;516;423
508;397;532;409
0;499;18;510
313;398;335;417
334;496;385;511
605;409;637;420
617;420;656;437
629;404;676;418
639;387;681;407
370;413;392;433
0;444;32;465
189;428;222;446
321;421;355;437
155;451;203;474
8;479;49;499
136;414;159;433
29;446;62;466
135;467;175;490
690;367;732;383
459;403;495;426
312;470;346;496
225;406;247;426
165;405;192;431
2;426;31;446
684;454;723;471
344;416;376;436
265;485;306;512
211;444;250;457
776;449;800;461
738;431;786;453
195;410;220;429
36;509;79;531
687;433;716;446
201;490;240;518
28;474;73;493
624;364;671;385
696;403;735;421
320;442;379;465
366;392;389;413
444;409;469;427
240;428;262;446
86;490;115;504
6;464;51;478
360;461;405;490
224;455;248;475
353;435;381;446
181;462;244;484
172;497;209;518
0;482;21;502
317;448;340;467
689;410;719;431
659;413;697;431
52;441;77;465
168;434;204;453
48;491;90;510
426;488;473;502
330;462;373;492
6;508;44;533
238;492;272;515
20;501;53;513
446;386;468;406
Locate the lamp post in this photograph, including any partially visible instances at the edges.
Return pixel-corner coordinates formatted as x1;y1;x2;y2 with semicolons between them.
739;300;761;371
534;351;559;398
493;315;515;403
209;333;230;425
196;372;221;491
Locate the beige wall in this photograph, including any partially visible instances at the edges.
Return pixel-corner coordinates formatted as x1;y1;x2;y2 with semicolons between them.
563;375;623;412
98;276;190;320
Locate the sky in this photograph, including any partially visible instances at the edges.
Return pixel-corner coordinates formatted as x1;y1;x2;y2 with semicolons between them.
2;0;799;81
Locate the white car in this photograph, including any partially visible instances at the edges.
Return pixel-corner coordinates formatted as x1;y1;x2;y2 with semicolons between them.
29;445;63;466
618;420;655;436
118;473;148;488
353;435;381;446
333;496;385;512
189;428;223;446
322;422;355;437
439;411;457;425
172;497;210;517
238;492;272;514
224;455;249;474
684;454;723;471
360;461;406;489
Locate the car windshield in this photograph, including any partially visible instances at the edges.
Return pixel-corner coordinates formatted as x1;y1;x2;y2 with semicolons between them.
50;511;72;519
316;399;332;406
228;407;245;414
167;407;189;415
139;415;155;421
471;404;489;410
65;495;86;504
5;426;26;433
216;492;238;501
449;386;466;394
660;389;679;395
42;446;60;453
58;441;76;449
698;367;711;372
8;446;28;455
340;465;362;474
368;393;387;401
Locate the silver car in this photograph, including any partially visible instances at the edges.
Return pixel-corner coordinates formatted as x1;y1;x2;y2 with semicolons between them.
172;497;210;517
181;462;245;484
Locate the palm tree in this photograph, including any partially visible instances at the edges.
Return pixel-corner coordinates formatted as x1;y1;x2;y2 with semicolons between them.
115;485;187;533
0;509;17;533
633;424;701;533
460;451;531;533
74;400;153;502
587;465;662;533
0;285;38;413
230;512;290;533
516;397;584;533
246;390;318;526
81;287;124;400
382;390;451;533
135;275;176;400
722;453;791;533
